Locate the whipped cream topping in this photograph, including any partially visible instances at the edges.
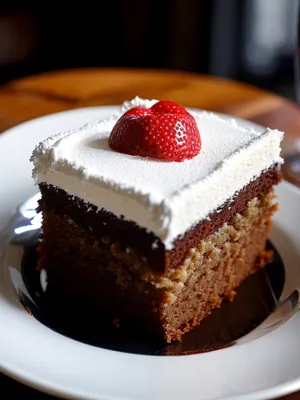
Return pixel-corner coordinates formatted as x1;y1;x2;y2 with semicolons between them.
31;97;284;249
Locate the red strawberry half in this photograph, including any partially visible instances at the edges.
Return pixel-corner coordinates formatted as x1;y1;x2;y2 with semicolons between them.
108;100;201;162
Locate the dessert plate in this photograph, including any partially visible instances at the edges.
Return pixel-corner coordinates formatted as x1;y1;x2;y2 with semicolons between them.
1;106;300;400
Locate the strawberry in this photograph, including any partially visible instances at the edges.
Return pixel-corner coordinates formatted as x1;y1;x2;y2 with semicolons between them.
108;100;201;162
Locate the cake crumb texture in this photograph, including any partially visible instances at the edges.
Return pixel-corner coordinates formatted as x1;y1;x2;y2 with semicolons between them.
37;190;277;342
38;165;281;273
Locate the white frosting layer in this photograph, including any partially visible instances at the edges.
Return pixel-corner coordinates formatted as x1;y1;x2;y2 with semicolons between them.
31;97;284;249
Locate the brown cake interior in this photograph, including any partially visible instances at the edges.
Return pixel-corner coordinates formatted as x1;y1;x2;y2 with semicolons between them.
39;165;281;274
37;165;281;342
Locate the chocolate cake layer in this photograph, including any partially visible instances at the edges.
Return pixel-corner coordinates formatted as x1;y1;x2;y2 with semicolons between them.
38;191;276;342
38;165;281;273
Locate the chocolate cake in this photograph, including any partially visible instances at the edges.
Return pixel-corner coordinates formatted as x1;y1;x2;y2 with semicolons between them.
31;97;284;342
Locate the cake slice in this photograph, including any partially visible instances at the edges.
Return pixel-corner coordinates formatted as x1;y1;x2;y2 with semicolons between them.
31;97;283;342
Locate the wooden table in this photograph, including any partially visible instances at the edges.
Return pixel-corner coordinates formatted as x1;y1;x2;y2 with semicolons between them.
1;68;300;399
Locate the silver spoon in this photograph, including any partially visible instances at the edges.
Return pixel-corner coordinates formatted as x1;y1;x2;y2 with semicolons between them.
0;193;41;250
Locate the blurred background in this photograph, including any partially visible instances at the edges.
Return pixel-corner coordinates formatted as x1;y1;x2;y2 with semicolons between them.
0;0;298;100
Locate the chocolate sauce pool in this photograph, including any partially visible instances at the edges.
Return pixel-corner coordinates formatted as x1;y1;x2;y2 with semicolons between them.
20;240;284;356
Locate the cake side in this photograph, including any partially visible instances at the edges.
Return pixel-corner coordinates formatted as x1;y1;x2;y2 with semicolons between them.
31;97;283;249
38;165;281;274
37;174;279;342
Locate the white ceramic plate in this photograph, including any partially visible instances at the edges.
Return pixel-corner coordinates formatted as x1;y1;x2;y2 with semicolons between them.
1;107;300;400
